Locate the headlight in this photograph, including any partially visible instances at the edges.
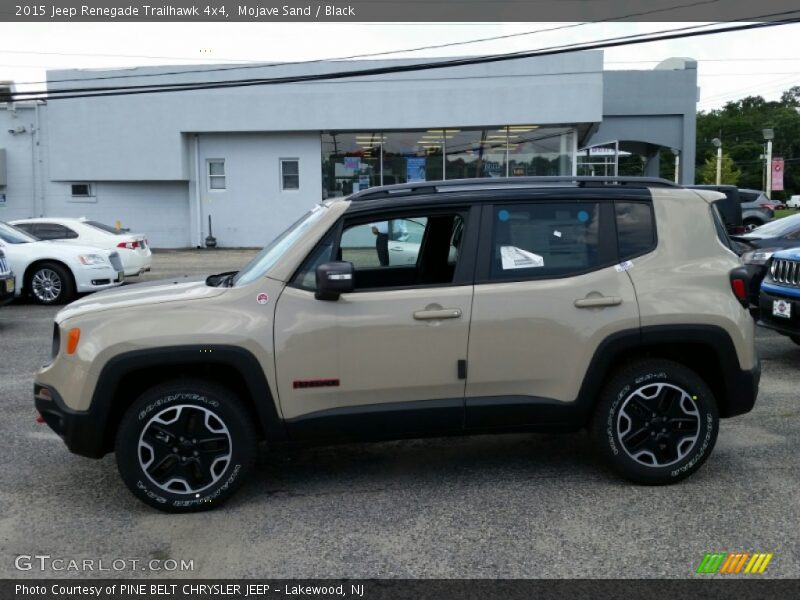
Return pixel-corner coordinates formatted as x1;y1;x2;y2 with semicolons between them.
741;249;779;265
78;254;107;266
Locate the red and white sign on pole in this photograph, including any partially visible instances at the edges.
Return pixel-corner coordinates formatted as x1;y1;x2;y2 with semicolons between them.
772;157;784;192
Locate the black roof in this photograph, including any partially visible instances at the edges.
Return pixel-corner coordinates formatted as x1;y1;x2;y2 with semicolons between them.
348;176;679;204
339;176;677;213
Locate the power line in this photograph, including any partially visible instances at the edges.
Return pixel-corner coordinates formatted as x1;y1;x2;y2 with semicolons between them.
13;17;800;102
698;75;800;107
7;0;733;87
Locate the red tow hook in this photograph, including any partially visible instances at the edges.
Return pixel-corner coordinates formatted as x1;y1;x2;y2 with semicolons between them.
35;414;45;424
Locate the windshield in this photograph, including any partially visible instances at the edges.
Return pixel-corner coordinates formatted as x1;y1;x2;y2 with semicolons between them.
746;213;800;238
0;221;38;244
232;205;329;287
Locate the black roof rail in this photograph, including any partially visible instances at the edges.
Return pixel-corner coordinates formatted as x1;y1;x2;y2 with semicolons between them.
349;176;680;201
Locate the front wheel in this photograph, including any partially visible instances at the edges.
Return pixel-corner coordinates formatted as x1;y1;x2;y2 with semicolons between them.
115;380;257;512
28;262;75;305
591;360;718;485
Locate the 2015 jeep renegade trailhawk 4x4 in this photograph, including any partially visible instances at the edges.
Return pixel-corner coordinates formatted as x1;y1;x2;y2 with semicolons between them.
35;177;760;512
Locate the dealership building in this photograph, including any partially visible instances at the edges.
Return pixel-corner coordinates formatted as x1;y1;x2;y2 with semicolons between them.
0;52;698;248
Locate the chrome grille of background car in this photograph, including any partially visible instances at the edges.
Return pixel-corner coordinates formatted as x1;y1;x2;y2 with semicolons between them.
0;254;8;275
770;259;800;287
108;252;123;272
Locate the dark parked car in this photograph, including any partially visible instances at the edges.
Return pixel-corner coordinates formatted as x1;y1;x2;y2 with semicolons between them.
758;247;800;345
739;188;784;213
686;185;745;234
0;248;15;306
734;213;800;306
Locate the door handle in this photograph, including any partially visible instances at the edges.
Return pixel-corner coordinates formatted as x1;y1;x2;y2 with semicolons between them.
574;296;622;308
390;246;404;251
413;308;462;320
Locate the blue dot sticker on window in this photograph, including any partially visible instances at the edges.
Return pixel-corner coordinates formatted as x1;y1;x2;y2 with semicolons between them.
498;209;510;222
577;210;590;223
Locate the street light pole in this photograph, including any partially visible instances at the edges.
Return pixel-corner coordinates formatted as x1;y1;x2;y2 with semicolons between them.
711;138;722;185
672;148;680;183
763;129;774;199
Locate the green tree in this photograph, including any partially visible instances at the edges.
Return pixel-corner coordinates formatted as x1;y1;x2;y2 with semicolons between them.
696;88;800;198
698;153;740;185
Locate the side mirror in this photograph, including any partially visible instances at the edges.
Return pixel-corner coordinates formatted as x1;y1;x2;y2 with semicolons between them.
315;261;354;301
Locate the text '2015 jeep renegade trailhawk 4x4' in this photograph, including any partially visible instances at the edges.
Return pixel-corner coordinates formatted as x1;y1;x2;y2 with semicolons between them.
35;177;760;512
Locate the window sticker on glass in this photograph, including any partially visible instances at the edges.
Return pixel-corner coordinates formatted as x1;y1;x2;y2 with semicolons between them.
615;260;634;272
501;246;544;269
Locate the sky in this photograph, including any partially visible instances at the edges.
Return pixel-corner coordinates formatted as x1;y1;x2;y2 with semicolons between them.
0;21;798;111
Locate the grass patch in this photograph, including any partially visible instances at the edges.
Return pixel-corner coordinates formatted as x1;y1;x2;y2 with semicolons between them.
774;209;799;219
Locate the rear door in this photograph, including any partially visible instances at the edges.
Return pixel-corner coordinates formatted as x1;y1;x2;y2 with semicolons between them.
464;193;646;429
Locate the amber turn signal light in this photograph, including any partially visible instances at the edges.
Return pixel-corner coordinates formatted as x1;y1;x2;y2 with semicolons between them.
66;328;81;354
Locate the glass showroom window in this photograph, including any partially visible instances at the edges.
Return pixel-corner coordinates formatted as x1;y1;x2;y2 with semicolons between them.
208;160;226;190
281;159;300;190
445;129;507;179
382;130;444;185
508;128;575;177
322;127;576;196
321;133;382;198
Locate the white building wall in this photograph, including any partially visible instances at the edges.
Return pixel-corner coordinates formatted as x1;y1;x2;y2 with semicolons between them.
195;133;322;247
38;182;191;248
0;104;38;220
44;53;605;182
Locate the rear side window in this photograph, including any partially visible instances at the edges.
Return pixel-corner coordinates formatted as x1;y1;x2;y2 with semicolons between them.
34;223;78;240
615;201;655;260
488;202;613;280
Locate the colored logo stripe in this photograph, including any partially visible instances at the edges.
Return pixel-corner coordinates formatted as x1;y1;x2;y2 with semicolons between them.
697;553;773;574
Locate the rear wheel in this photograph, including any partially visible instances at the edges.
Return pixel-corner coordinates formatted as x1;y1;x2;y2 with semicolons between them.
27;261;74;305
591;359;718;485
743;219;761;232
115;379;257;512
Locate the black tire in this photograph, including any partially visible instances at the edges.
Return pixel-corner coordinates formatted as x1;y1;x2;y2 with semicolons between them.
590;359;719;485
743;219;761;232
27;261;75;305
790;336;800;346
115;379;257;512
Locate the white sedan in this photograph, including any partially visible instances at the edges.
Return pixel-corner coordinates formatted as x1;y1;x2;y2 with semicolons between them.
10;217;152;277
0;221;123;305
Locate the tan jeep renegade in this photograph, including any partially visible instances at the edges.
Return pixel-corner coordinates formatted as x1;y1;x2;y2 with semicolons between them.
34;177;760;512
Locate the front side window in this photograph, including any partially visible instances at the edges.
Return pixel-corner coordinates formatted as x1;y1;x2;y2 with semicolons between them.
293;212;466;291
208;160;226;191
34;223;79;240
488;202;609;280
281;159;300;191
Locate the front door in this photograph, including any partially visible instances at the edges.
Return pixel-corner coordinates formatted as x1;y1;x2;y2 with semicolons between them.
273;206;477;441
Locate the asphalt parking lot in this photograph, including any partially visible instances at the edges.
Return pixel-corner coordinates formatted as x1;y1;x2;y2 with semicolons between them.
1;249;799;579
